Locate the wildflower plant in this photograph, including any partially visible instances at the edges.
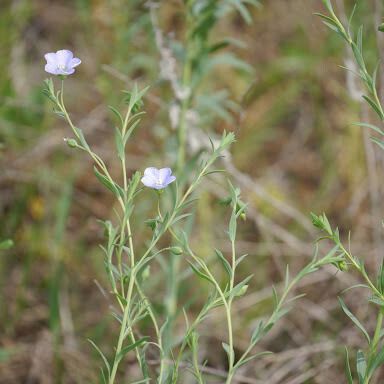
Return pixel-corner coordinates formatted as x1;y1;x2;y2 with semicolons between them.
311;213;384;384
316;0;384;143
42;45;345;382
314;1;384;382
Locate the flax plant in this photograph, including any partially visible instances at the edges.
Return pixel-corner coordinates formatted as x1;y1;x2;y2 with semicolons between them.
43;52;343;382
314;1;384;382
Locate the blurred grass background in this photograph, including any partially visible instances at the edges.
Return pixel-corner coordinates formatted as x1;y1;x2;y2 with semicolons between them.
1;0;384;383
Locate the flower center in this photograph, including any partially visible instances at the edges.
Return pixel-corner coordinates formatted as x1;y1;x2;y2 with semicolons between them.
57;64;66;70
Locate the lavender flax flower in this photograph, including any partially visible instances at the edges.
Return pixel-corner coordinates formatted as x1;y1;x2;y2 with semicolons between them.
44;49;81;76
141;167;176;190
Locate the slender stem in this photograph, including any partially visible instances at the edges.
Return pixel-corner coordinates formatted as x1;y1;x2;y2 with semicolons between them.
108;269;136;384
184;248;233;382
169;5;193;366
192;340;205;384
364;309;384;384
371;310;383;354
225;234;237;383
176;6;192;174
337;241;384;299
59;81;113;183
135;282;166;383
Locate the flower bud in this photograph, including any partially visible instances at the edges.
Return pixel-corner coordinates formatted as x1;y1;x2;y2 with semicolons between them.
334;260;348;272
64;138;78;148
235;284;248;297
170;246;183;255
142;266;150;280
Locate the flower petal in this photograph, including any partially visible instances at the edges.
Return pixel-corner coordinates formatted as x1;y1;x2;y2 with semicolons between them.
44;52;57;65
141;175;157;188
63;67;75;75
166;175;176;185
70;58;81;68
144;167;159;179
159;168;172;183
56;49;73;67
45;63;59;75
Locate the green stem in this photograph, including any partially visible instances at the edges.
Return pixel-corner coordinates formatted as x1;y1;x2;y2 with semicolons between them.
364;309;384;384
176;5;193;174
135;282;166;383
169;6;193;363
225;236;237;384
337;241;384;299
371;310;383;354
108;269;136;384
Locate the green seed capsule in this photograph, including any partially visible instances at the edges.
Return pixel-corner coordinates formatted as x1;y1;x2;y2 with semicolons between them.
170;246;183;255
65;138;78;148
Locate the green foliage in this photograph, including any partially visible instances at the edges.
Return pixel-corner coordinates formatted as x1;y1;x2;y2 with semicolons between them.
313;211;384;383
317;0;384;148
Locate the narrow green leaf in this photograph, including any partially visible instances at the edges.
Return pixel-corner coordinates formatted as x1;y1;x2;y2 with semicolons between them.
187;261;213;284
116;336;149;362
368;295;384;307
228;209;237;242
370;136;384;151
108;105;124;127
353;122;384;136
344;347;353;384
235;253;249;267
116;337;149;364
115;127;125;161
214;249;232;277
88;339;111;375
93;166;123;198
272;285;279;308
362;95;384;120
314;13;341;32
338;298;370;344
236;351;273;368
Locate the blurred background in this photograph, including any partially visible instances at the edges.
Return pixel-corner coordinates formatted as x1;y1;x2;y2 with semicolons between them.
1;0;384;383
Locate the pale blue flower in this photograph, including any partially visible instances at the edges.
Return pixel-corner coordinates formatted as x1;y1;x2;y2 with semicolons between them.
44;49;81;76
141;167;176;190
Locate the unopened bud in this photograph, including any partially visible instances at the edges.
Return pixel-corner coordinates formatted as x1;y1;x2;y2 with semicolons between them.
333;260;348;272
64;138;78;148
142;266;150;280
170;246;183;255
235;284;248;297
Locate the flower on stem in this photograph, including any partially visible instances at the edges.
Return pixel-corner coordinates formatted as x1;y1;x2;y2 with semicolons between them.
44;49;81;76
141;167;176;190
